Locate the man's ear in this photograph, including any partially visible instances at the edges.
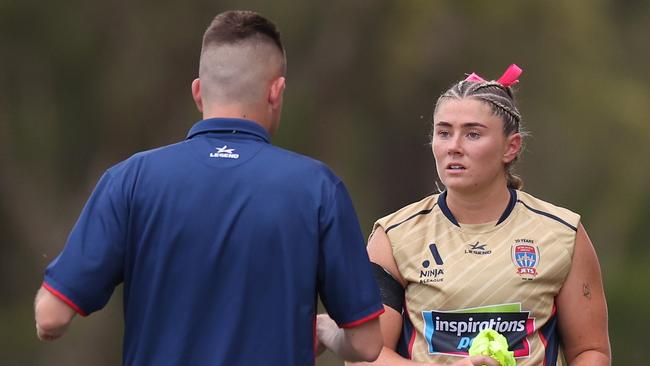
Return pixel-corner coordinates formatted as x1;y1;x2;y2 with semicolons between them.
268;76;286;109
503;132;522;164
191;78;203;113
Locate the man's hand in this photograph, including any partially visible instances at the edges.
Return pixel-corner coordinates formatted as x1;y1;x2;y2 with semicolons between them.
316;313;382;362
34;286;77;341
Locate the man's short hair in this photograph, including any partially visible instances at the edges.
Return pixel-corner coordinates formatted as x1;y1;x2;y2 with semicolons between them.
202;10;284;59
198;11;286;105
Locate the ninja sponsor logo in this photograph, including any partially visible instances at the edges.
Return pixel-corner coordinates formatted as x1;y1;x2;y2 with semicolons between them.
420;243;445;283
421;303;534;357
419;268;444;283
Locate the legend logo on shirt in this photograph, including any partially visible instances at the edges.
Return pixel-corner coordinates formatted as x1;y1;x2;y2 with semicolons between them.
210;145;240;159
464;241;492;255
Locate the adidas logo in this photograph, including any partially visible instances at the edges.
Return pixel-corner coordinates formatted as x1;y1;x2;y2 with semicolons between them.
209;145;240;159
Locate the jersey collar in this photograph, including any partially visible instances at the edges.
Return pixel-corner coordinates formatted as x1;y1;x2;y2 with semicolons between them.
186;118;270;143
438;188;518;227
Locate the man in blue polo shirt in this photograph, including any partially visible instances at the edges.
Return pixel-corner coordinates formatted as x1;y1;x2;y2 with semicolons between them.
34;10;383;365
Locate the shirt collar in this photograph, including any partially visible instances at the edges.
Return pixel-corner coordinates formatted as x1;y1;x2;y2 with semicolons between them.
437;188;517;227
186;118;270;143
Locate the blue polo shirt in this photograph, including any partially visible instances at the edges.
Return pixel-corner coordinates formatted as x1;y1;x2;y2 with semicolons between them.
44;118;383;366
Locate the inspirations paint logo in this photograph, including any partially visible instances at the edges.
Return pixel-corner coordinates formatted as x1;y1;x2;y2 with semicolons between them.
421;303;534;358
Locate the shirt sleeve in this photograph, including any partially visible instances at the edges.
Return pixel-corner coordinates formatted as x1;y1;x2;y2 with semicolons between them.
43;170;128;315
317;181;384;328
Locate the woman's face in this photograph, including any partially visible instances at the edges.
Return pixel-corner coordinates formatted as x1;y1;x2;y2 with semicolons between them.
432;98;520;194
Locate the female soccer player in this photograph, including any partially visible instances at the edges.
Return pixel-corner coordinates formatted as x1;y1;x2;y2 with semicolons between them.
321;65;611;366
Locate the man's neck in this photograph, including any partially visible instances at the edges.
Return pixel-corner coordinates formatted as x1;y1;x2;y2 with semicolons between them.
203;106;271;133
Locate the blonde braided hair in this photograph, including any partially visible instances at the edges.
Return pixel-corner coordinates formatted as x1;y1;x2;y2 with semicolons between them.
434;79;526;189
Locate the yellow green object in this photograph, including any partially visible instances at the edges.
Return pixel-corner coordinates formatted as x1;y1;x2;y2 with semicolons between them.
468;329;516;366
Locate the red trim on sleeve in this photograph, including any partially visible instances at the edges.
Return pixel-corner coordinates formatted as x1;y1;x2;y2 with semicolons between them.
339;308;385;329
42;282;88;317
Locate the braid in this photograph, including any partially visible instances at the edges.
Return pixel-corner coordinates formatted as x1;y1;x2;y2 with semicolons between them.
471;83;521;128
433;77;526;190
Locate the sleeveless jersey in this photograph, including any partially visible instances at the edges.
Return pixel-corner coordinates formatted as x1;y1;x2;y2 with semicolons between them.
373;189;580;366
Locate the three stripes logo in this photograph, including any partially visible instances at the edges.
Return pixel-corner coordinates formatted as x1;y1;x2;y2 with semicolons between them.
420;243;445;284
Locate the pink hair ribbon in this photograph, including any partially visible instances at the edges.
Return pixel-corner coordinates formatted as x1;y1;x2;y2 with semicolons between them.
465;64;523;87
465;72;486;83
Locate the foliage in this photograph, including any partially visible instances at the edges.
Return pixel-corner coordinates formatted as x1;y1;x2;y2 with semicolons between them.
1;0;647;364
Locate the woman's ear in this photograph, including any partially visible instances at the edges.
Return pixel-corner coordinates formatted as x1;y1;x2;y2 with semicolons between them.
503;132;522;164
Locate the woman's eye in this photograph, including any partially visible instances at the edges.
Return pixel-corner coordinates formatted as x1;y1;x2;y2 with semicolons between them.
437;130;450;138
467;131;480;139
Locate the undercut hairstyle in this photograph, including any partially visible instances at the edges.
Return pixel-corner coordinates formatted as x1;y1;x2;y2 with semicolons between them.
198;11;286;105
201;10;284;59
434;80;526;190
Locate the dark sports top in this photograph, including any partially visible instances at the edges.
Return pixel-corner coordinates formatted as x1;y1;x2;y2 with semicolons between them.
44;118;383;366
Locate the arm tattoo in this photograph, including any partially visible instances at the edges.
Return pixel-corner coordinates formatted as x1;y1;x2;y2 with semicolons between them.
582;283;591;299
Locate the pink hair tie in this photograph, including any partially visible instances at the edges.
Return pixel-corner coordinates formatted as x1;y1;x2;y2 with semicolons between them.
464;64;523;87
496;64;523;87
465;72;486;83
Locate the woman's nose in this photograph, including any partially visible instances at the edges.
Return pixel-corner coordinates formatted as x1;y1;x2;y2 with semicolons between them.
447;135;463;156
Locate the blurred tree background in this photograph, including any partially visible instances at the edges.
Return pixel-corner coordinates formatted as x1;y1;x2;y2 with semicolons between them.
1;0;648;364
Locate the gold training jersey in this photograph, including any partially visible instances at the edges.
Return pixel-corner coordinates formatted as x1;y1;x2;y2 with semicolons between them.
373;189;579;366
